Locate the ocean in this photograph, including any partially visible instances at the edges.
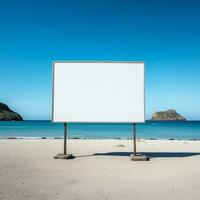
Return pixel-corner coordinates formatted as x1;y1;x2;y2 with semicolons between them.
0;120;200;140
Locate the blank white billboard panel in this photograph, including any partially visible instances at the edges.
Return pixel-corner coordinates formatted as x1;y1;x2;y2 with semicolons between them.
52;62;145;123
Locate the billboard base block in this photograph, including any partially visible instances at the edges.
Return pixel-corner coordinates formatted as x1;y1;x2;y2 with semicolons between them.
130;154;149;161
54;153;75;160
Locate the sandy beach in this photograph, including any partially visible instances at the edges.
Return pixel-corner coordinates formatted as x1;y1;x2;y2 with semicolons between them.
1;139;200;200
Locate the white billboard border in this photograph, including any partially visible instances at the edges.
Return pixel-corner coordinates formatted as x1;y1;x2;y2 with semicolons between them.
52;61;146;124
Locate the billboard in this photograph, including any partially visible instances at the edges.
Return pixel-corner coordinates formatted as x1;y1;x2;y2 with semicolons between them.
52;62;145;123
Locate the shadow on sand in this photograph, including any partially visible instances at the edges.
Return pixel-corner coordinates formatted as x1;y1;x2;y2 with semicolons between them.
75;152;200;158
92;152;200;158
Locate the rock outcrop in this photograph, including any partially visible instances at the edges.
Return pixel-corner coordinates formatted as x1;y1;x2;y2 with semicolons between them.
151;109;186;121
0;102;23;121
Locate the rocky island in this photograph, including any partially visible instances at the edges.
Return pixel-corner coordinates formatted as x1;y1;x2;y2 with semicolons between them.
0;102;23;121
151;109;186;121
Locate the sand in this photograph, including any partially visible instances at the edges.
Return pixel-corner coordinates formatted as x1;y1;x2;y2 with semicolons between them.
0;139;200;200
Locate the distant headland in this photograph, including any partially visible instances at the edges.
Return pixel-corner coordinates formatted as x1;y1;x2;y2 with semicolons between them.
0;103;187;122
151;109;186;121
0;102;23;121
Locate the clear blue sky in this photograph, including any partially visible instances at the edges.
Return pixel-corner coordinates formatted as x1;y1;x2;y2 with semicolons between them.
0;0;200;120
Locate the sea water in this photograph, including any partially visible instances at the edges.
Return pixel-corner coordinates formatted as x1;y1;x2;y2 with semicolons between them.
0;120;200;139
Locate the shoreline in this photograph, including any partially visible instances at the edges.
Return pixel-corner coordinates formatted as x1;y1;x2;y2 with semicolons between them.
1;121;200;140
1;137;200;141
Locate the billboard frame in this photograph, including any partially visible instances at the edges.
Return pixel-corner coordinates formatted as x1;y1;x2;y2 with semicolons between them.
52;61;146;123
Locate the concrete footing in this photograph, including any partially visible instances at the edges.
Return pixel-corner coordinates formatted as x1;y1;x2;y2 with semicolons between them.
130;154;149;161
54;153;75;159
